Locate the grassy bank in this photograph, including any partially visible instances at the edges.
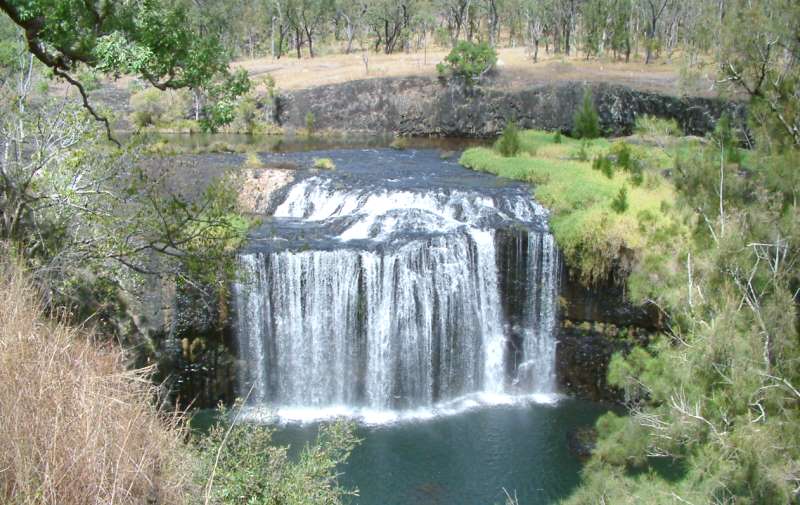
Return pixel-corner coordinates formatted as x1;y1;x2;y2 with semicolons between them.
460;129;686;285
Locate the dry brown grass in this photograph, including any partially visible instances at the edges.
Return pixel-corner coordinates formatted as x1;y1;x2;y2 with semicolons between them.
0;261;191;505
234;47;716;97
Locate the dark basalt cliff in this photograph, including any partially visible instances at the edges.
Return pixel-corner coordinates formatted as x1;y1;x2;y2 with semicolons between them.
556;271;659;402
275;76;742;138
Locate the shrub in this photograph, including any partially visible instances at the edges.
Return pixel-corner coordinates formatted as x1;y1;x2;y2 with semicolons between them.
634;114;682;138
390;136;409;150
496;121;521;157
0;262;189;504
573;89;601;139
576;139;590;161
231;95;259;134
436;41;497;84
313;157;336;170
592;155;614;178
305;111;315;137
611;185;629;213
129;88;189;128
553;131;562;143
197;412;359;505
610;141;633;171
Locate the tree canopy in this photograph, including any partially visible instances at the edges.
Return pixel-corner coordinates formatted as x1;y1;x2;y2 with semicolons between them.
0;0;249;137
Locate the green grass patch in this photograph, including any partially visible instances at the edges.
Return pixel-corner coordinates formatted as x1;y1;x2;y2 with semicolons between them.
460;130;684;284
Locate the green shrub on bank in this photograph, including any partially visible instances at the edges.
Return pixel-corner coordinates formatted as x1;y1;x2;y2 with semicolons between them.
196;408;359;505
436;41;497;84
496;121;521;157
460;129;681;284
130;88;190;128
573;90;601;139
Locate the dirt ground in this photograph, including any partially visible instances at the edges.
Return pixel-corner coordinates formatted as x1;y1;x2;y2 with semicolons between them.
236;46;718;97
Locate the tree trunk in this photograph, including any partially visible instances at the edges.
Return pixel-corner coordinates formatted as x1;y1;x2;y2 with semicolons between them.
305;27;314;58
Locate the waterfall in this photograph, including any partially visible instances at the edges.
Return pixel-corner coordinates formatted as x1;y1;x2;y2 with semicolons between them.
233;150;561;417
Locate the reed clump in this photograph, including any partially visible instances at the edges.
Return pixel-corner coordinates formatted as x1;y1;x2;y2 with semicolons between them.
0;260;190;505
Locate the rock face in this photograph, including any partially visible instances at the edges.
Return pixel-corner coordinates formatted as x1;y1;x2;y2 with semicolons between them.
556;271;658;402
277;76;743;138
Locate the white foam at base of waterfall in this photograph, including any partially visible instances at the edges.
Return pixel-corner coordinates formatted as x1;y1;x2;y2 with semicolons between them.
238;391;563;426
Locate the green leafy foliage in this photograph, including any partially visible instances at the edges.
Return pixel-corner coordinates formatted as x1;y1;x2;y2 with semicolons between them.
436;41;497;84
196;408;359;505
313;157;336;170
0;0;249;132
461;129;680;284
564;9;800;495
610;185;628;213
305;111;316;137
496;121;521;157
573;90;601;139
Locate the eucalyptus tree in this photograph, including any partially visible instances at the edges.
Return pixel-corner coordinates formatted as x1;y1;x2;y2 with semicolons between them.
520;0;547;61
0;0;249;135
607;0;632;61
581;0;607;58
438;0;471;46
366;0;413;54
0;44;248;321
639;0;672;63
335;0;368;53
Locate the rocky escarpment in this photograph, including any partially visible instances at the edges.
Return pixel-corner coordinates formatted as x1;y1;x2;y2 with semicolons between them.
276;76;743;138
555;271;660;402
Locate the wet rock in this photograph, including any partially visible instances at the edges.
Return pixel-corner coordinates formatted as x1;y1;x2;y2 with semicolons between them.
567;426;598;460
556;270;657;402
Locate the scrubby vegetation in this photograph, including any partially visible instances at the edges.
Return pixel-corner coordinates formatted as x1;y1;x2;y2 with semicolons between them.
313;157;336;170
0;261;190;504
197;412;358;505
436;41;497;84
496;121;522;157
572;89;601;139
461;129;681;284
0;259;360;505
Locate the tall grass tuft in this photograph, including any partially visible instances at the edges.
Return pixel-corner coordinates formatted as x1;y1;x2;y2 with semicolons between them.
0;259;190;505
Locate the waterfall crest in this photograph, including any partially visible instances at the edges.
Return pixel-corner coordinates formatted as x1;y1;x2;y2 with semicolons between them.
233;150;560;418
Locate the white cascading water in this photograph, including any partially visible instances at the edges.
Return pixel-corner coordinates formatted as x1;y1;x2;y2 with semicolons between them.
233;152;560;421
